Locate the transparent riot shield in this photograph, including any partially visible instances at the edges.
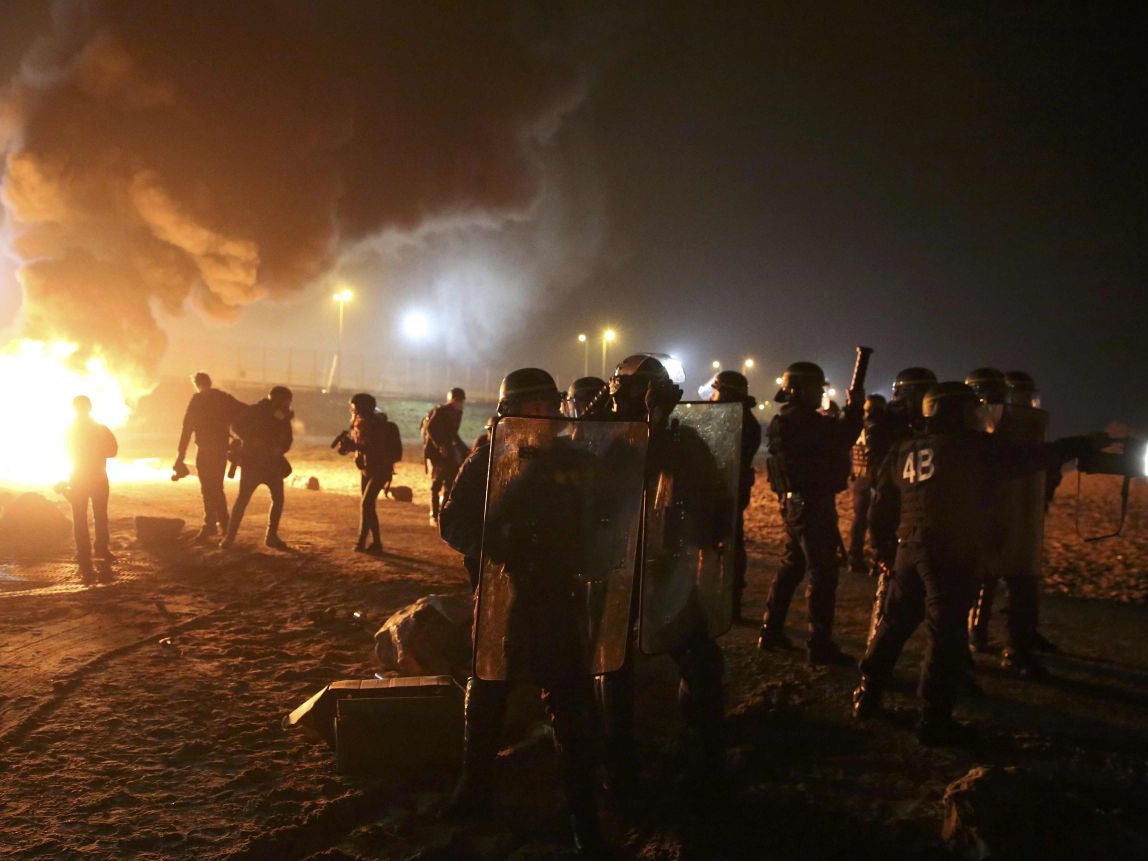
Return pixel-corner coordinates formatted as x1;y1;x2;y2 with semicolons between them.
473;417;648;682
640;401;742;655
989;405;1049;579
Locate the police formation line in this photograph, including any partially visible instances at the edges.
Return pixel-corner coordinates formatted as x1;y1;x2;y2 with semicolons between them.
62;354;1107;859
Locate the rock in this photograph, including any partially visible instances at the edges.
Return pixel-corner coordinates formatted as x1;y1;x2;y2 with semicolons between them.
288;474;321;491
374;594;473;678
942;765;1140;859
134;516;185;546
0;492;71;558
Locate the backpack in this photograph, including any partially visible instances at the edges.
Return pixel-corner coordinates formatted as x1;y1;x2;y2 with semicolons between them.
382;420;403;464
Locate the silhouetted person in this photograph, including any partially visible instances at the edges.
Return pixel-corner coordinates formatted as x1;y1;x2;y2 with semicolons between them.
337;392;402;554
66;395;118;581
174;371;245;542
424;386;466;523
221;386;293;550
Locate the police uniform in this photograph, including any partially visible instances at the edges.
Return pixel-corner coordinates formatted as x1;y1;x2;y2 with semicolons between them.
860;417;1091;739
760;398;862;659
440;370;606;857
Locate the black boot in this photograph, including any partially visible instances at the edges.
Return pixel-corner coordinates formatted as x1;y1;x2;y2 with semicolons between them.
442;678;505;819
851;675;883;720
1001;647;1048;680
756;625;793;650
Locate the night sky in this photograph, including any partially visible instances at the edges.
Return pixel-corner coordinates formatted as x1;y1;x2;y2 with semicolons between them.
2;1;1145;433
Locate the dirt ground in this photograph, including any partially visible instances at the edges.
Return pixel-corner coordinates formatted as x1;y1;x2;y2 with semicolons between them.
1;447;1146;860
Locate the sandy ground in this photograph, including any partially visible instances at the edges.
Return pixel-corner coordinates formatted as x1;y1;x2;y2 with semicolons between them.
1;448;1146;860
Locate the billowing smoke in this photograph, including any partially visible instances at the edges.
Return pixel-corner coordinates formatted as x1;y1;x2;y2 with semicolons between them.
0;0;581;384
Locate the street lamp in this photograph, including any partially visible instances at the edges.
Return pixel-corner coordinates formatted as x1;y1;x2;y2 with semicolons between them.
601;328;617;377
578;333;588;377
711;360;721;370
743;357;755;371
331;287;353;389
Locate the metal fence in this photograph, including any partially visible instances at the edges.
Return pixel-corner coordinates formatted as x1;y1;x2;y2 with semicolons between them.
161;341;501;401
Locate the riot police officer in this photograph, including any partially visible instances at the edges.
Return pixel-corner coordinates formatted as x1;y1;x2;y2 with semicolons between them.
563;376;607;419
439;369;609;858
965;366;1010;652
970;370;1060;676
853;382;1102;745
848;393;887;573
758;361;863;665
707;369;763;620
862;367;937;649
597;354;732;798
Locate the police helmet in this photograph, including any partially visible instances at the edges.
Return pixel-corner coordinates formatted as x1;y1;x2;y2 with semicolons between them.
922;381;980;429
609;353;683;419
448;386;466;402
891;367;937;396
965;367;1007;404
774;361;826;405
711;370;750;401
497;368;561;416
350;392;377;415
565;376;607;418
1004;370;1039;407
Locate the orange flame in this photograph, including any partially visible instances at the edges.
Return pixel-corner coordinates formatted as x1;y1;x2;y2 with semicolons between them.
0;339;166;485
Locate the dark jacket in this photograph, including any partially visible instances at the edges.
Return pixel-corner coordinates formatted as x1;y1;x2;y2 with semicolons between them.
67;417;118;485
439;443;489;561
178;388;245;457
351;412;402;477
232;399;293;472
870;428;1089;568
424;403;465;464
768;400;863;498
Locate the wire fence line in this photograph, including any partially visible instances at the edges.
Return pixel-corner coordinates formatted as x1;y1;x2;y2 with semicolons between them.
162;341;501;401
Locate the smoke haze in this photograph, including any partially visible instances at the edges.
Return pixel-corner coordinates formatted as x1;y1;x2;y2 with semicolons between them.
1;0;581;383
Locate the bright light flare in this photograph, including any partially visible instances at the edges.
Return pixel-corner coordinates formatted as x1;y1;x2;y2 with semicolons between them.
332;287;353;303
577;333;587;343
400;309;434;341
603;328;617;343
0;340;135;485
743;357;755;370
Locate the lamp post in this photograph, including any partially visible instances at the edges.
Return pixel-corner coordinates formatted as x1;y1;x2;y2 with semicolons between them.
332;287;353;389
578;333;588;377
712;360;721;370
601;328;617;377
743;357;755;373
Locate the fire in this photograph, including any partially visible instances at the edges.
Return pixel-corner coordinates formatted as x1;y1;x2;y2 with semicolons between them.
0;339;165;486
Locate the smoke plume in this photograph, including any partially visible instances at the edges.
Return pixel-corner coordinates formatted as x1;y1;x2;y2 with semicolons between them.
0;0;580;383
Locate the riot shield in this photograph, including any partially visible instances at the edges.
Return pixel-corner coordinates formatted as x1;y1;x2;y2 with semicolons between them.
473;417;648;682
640;401;742;654
986;404;1049;579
